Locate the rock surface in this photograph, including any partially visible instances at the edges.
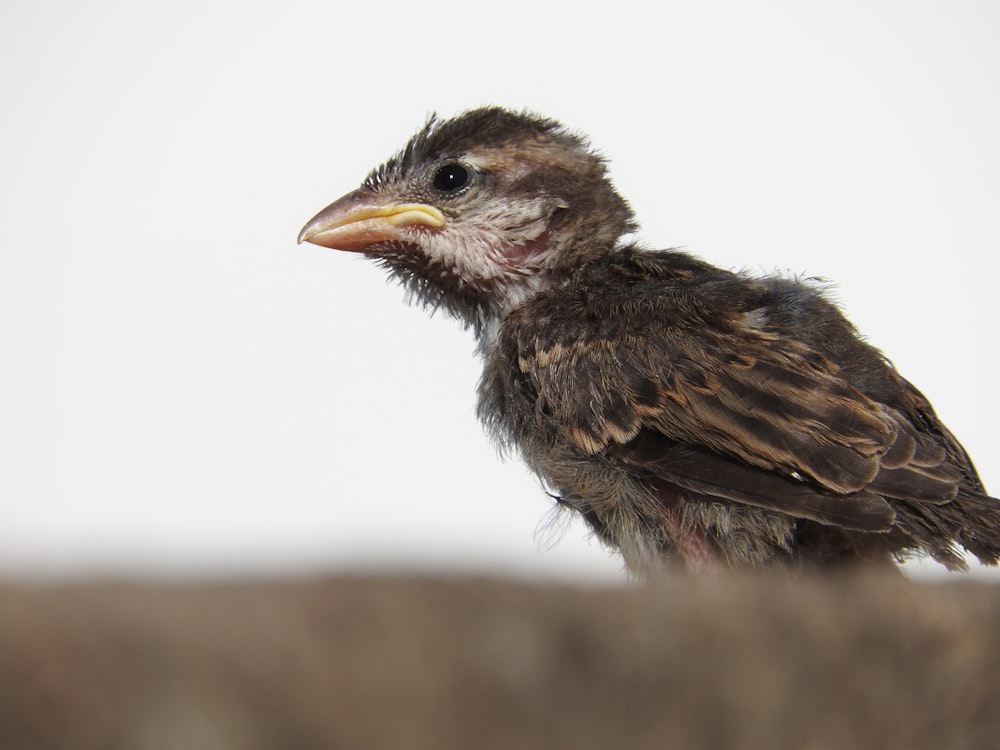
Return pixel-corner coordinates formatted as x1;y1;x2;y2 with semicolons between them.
1;572;997;749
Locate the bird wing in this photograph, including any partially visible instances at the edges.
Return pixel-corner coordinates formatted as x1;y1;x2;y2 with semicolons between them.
503;291;960;530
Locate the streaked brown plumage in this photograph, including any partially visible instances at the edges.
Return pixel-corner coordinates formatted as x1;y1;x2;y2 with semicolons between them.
299;107;999;574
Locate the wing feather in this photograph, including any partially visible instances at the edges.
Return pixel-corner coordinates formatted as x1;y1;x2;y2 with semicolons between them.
504;271;966;526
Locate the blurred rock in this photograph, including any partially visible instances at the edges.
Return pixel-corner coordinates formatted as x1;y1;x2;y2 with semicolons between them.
0;572;997;749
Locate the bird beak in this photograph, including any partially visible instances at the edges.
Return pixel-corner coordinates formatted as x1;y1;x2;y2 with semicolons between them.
297;191;446;251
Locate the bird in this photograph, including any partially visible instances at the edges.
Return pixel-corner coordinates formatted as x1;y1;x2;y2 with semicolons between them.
298;106;1000;574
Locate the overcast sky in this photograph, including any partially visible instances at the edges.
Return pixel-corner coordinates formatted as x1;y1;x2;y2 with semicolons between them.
1;1;998;582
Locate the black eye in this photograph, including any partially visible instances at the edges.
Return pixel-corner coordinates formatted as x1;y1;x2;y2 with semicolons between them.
432;163;470;193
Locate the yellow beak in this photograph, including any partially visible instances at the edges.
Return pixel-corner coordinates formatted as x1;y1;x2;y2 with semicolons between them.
298;191;445;252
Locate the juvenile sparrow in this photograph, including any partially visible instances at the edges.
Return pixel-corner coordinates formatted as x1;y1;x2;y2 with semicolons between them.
299;107;998;573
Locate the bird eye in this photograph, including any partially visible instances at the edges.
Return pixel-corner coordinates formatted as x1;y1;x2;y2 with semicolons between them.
432;163;470;193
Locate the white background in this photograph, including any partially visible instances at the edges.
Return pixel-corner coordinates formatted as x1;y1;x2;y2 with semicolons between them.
1;1;998;581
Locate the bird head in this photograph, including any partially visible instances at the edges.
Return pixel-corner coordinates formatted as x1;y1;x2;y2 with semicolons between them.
298;107;636;330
